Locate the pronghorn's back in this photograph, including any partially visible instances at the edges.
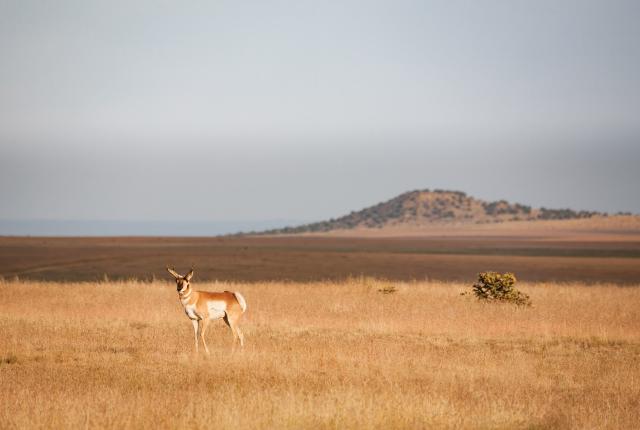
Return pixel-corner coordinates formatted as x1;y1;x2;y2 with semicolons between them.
195;290;242;308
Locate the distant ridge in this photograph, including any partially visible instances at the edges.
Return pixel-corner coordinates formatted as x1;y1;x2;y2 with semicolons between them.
260;189;614;234
0;219;303;237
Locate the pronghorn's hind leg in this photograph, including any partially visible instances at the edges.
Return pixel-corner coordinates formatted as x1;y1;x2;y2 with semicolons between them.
224;312;244;347
235;325;244;347
223;313;239;346
222;313;235;340
200;318;211;354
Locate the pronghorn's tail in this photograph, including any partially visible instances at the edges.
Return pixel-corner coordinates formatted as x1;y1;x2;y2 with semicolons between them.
233;291;247;312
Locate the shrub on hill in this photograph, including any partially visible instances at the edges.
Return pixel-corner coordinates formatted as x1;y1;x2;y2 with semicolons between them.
537;208;602;220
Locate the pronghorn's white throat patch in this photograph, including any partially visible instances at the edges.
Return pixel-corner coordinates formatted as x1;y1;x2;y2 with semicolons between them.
184;304;200;320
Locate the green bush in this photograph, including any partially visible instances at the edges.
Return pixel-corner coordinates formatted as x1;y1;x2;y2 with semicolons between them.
465;272;531;306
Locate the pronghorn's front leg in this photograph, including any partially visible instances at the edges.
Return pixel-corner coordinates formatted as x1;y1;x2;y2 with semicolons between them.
191;319;199;353
200;318;211;354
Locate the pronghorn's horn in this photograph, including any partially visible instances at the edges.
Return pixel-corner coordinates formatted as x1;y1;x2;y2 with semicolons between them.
167;267;182;279
185;268;194;281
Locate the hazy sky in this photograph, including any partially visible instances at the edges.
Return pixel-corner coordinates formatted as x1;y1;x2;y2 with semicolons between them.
1;0;639;225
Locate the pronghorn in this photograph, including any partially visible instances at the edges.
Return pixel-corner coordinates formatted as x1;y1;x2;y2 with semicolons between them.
167;267;247;353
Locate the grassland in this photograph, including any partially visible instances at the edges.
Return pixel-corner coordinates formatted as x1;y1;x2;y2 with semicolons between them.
2;278;639;429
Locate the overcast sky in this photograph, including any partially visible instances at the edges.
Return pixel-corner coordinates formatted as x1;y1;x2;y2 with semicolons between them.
1;0;639;226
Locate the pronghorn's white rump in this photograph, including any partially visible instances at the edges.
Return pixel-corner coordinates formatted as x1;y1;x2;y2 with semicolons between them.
233;291;247;312
167;267;247;353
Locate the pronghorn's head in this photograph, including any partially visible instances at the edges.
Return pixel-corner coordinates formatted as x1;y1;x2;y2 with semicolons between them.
167;267;194;293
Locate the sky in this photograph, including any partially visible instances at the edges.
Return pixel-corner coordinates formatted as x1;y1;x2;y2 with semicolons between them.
1;0;639;234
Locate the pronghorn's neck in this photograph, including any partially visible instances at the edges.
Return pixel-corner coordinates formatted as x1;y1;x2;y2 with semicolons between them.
178;283;195;304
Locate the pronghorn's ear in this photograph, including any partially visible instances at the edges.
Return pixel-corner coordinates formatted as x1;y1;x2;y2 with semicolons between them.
167;267;182;279
185;268;194;281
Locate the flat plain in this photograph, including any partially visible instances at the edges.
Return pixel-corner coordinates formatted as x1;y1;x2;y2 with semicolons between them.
1;217;640;283
2;218;640;428
1;278;639;429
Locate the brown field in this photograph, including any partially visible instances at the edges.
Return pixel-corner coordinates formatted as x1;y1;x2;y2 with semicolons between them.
1;278;639;429
2;220;640;284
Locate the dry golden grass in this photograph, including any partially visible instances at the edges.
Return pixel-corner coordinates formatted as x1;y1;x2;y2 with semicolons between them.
1;278;639;429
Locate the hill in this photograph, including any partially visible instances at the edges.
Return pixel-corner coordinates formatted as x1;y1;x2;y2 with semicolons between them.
260;189;613;234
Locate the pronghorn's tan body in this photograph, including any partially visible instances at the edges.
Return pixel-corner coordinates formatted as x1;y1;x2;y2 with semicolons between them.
168;267;247;353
